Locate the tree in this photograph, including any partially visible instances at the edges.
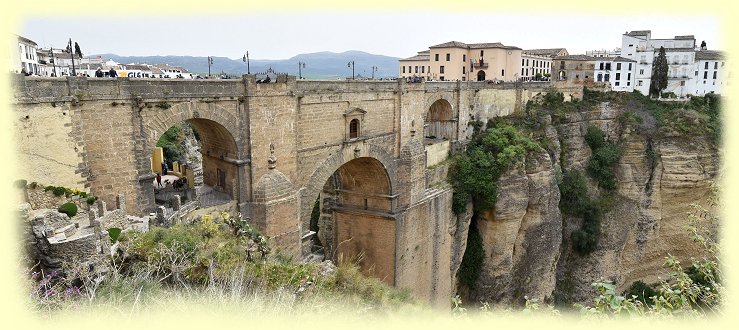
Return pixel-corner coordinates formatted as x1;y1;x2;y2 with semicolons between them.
74;42;83;58
649;46;668;98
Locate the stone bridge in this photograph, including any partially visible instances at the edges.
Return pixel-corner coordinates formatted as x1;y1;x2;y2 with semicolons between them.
12;75;579;306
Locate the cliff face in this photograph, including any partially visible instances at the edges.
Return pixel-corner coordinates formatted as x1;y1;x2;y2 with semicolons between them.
464;101;719;306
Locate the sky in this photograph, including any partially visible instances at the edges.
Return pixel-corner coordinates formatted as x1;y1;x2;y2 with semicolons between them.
20;12;721;60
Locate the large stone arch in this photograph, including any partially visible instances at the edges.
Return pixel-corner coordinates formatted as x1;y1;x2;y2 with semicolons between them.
140;100;246;205
142;101;242;156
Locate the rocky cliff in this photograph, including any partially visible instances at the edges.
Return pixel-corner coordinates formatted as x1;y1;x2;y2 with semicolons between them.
460;95;720;306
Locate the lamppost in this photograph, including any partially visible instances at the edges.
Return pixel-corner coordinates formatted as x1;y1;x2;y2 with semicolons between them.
49;48;57;77
66;39;76;76
371;66;378;79
242;51;250;74
298;61;306;79
207;56;214;78
347;61;355;80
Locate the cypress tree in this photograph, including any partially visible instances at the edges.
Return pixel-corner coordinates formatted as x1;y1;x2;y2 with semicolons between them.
649;46;668;98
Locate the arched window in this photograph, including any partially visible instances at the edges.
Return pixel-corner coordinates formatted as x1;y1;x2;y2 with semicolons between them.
349;119;359;139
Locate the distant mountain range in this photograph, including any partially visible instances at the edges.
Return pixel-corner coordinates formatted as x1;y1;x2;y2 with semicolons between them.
91;50;401;79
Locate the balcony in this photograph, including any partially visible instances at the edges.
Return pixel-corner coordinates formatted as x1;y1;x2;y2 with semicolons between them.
473;62;488;69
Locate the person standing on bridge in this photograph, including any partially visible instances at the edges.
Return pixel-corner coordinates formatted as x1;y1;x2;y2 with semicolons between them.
108;68;117;77
156;173;163;188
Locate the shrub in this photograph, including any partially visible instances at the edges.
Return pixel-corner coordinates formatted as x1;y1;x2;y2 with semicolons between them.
58;202;78;217
584;126;621;191
625;280;657;306
52;186;67;197
559;170;589;215
450;123;541;214
86;196;97;205
155;101;171;109
559;169;602;255
14;179;27;189
29;182;38;189
457;223;484;289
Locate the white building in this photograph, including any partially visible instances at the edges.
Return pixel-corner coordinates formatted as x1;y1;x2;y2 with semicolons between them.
593;56;636;92
690;50;726;96
10;35;40;74
621;30;700;97
520;52;551;81
586;48;621;58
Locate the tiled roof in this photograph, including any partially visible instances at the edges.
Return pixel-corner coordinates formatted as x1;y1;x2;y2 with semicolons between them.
429;41;468;48
17;35;37;46
555;55;597;61
429;41;520;50
122;64;151;71
674;35;695;40
418;50;429;54
400;54;430;61
626;30;650;36
596;56;637;62
523;48;567;56
695;50;724;60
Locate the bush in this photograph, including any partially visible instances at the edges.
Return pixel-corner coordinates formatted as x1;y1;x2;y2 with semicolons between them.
457;223;484;289
58;202;78;217
52;186;67;197
155;101;171;109
450;123;541;214
14;179;27;189
584;126;621;191
29;182;38;189
624;280;657;306
559;170;602;255
86;196;97;205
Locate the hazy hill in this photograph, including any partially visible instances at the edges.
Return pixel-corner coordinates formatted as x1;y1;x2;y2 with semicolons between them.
93;50;401;79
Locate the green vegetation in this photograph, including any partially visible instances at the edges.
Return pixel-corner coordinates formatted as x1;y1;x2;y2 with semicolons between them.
14;179;27;189
650;47;668;97
559;170;601;255
155;101;171;109
584;126;621;191
450;123;541;214
57;202;78;217
156;123;187;164
86;196;98;205
25;212;416;316
624;280;657;306
457;224;484;289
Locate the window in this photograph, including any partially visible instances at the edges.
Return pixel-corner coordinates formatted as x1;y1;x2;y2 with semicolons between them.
615;82;620;86
629;44;633;47
349;119;359;139
713;71;717;79
428;66;430;73
680;81;685;86
522;59;525;66
421;66;425;73
617;63;622;70
640;69;644;75
526;69;528;76
704;72;708;79
638;80;643;86
402;66;405;73
415;66;418;73
521;68;524;75
501;69;505;76
627;82;631;86
480;50;484;57
628;63;632;70
462;77;466;81
597;73;603;82
695;71;699;76
440;76;445;81
446;53;450;61
714;62;718;69
435;54;439;61
463;54;466;62
440;66;445;74
604;74;610;81
463;67;466;74
599;63;604;70
605;63;611;70
627;73;631;80
704;62;708;69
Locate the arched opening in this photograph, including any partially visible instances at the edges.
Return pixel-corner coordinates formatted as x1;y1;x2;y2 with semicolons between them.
309;157;396;285
349;119;359;139
424;99;454;167
150;118;239;210
477;70;486;81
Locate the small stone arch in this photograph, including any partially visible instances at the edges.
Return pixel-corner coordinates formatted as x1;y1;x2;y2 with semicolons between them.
423;98;455;141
